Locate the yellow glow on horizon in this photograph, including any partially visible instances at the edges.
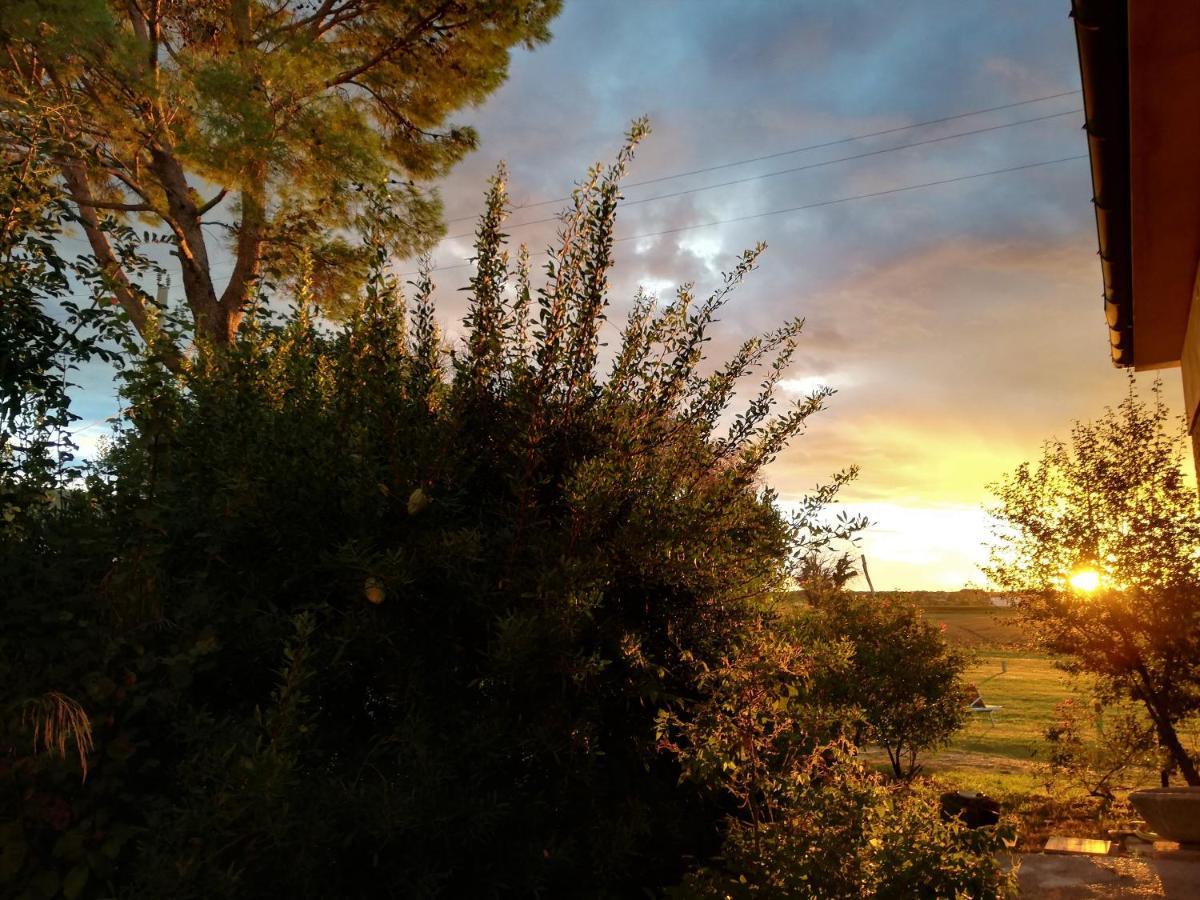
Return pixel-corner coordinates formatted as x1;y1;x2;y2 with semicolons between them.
1068;569;1101;594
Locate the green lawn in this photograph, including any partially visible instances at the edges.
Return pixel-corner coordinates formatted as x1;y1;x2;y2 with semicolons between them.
950;651;1070;761
916;606;1149;845
916;605;1077;769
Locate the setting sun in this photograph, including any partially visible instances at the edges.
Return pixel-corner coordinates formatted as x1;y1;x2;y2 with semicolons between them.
1068;569;1101;593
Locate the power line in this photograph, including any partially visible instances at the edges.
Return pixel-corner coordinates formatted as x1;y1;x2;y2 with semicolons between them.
68;411;122;436
400;153;1087;277
444;89;1082;223
613;154;1087;242
442;108;1081;241
70;96;1087;291
82;93;1085;285
60;155;1089;431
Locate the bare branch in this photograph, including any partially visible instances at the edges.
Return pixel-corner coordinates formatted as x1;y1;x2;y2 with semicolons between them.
64;192;155;214
262;0;364;40
197;187;229;216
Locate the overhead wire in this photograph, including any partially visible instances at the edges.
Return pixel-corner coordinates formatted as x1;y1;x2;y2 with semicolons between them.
59;152;1089;434
398;153;1088;277
56;93;1087;296
48;89;1089;437
443;89;1082;223
439;108;1082;241
67;410;124;436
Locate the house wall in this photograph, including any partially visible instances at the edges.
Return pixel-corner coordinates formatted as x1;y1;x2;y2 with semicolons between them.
1185;263;1200;475
1127;2;1200;369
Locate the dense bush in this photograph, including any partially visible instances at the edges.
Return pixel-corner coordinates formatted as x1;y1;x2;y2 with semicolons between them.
0;124;121;537
3;127;1011;898
804;594;968;778
672;752;1016;900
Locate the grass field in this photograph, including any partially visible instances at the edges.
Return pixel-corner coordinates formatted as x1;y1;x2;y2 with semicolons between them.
915;604;1150;845
918;605;1072;769
950;651;1068;760
923;605;1026;649
920;606;1070;761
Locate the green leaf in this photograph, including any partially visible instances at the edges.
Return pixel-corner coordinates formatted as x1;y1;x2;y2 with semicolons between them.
62;865;88;900
30;868;59;898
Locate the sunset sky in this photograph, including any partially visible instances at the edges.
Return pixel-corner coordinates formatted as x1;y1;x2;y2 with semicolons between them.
67;1;1185;589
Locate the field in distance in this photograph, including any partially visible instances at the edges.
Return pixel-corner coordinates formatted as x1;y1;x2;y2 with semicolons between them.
779;589;1029;649
918;603;1026;650
804;590;1153;844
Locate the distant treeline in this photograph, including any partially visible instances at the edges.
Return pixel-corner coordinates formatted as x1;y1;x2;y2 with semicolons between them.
854;589;1018;607
782;589;1020;608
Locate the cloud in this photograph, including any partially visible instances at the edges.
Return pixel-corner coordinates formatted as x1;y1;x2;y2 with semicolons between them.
760;234;1183;586
413;1;1178;589
65;0;1179;589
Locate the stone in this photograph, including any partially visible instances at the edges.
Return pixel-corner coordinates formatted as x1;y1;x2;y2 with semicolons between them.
939;790;1000;828
1129;787;1200;844
1043;835;1113;855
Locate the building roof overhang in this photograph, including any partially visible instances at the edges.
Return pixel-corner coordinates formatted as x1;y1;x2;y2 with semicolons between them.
1073;0;1200;370
1072;0;1132;366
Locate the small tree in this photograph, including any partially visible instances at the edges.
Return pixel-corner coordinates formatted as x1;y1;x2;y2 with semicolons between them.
1043;697;1157;809
986;379;1200;785
807;595;968;779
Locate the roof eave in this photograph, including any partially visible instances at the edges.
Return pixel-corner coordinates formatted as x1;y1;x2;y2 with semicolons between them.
1072;0;1133;367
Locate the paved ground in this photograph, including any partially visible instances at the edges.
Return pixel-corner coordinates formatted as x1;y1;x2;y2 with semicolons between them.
1018;853;1200;898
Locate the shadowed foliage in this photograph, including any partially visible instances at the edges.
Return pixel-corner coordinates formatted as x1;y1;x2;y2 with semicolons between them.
3;125;1014;898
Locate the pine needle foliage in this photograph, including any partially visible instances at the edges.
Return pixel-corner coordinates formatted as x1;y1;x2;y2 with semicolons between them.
0;0;562;353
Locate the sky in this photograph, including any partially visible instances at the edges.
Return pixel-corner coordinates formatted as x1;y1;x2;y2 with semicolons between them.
65;0;1186;590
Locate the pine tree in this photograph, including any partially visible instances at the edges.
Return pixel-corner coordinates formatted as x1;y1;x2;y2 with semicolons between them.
0;0;561;361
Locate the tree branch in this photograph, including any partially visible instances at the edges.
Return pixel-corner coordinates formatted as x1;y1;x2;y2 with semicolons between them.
197;188;229;216
217;174;267;337
323;2;453;89
58;161;183;371
262;0;364;41
144;144;221;337
64;192;154;214
125;1;150;43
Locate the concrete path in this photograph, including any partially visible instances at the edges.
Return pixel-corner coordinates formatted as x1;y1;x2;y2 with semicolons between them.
1018;853;1200;898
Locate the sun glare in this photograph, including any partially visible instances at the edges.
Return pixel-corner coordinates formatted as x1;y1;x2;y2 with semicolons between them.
1068;569;1101;593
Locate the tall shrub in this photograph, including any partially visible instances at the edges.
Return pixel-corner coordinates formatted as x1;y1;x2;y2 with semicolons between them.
3;123;854;897
3;124;1012;898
